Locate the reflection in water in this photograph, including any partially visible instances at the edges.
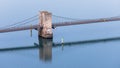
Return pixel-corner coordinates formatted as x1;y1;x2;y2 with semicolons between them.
38;37;53;62
0;37;120;62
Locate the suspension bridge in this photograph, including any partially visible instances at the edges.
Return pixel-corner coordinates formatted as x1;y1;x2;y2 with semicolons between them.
0;11;120;38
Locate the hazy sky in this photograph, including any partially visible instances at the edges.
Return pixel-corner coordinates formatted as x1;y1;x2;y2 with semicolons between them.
0;0;120;26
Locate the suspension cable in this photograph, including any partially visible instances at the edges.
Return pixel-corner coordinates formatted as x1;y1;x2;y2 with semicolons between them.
52;14;79;21
0;14;38;29
11;18;39;28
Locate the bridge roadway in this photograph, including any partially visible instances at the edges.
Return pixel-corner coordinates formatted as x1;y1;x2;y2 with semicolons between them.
0;25;39;33
52;17;120;27
0;17;120;33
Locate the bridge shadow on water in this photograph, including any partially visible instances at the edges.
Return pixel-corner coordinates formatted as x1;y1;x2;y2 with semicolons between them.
0;37;120;62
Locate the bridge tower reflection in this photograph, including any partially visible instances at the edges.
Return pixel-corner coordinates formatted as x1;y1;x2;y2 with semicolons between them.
38;37;53;62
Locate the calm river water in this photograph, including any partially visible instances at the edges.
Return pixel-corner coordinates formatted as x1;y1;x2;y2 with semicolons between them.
0;23;120;68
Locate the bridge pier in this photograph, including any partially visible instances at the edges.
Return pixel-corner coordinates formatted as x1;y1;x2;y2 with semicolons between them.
39;11;53;39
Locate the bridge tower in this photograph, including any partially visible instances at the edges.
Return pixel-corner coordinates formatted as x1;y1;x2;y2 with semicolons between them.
39;11;53;39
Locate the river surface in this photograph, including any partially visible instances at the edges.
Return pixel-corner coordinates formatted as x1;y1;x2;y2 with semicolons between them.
0;23;120;68
0;0;120;68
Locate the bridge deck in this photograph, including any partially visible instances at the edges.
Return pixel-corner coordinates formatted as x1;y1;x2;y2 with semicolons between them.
0;17;120;33
53;17;120;27
0;25;39;33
